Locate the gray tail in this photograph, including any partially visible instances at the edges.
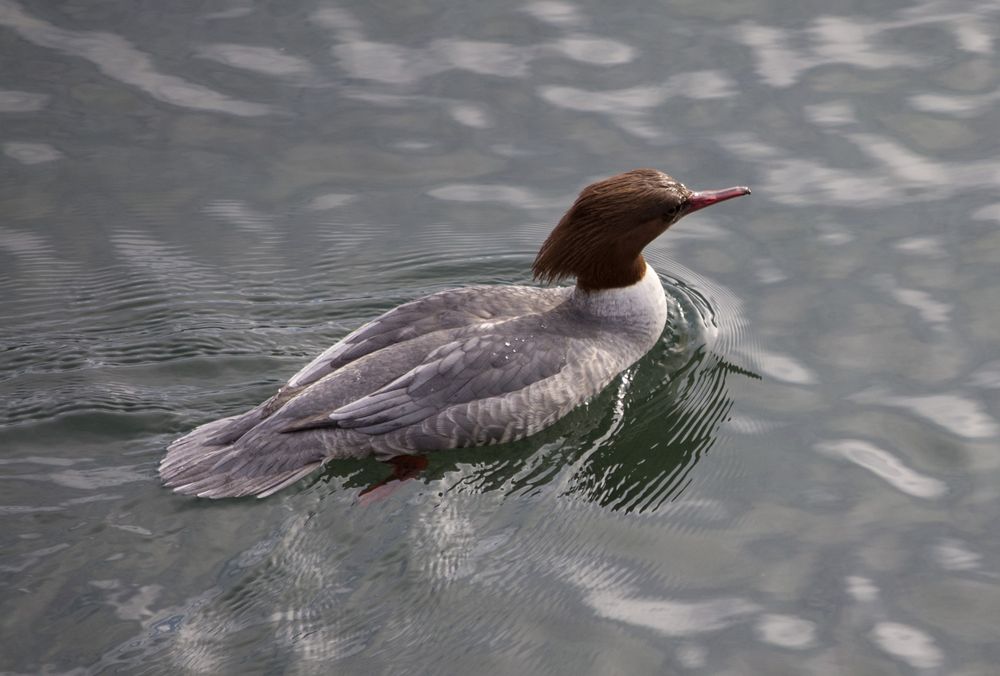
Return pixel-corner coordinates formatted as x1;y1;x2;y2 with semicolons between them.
159;399;325;499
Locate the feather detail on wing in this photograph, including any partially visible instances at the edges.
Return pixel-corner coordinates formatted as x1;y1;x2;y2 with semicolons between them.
281;332;568;436
286;286;569;389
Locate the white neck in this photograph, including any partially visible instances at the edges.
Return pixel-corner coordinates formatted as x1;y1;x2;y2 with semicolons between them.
569;262;668;327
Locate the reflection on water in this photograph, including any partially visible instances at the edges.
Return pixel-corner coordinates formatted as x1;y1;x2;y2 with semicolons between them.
538;70;736;141
0;88;48;111
849;388;998;439
814;438;947;499
0;0;273;116
870;621;944;670
197;43;322;84
316;4;636;87
3;140;62;164
563;350;739;513
2;0;1000;672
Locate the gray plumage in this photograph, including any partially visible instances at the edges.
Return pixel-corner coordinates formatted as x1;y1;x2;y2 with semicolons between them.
160;279;667;498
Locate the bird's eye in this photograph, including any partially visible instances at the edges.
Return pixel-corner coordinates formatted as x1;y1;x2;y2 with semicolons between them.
662;206;679;220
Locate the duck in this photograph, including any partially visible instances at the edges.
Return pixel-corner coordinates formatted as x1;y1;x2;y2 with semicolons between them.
160;169;750;498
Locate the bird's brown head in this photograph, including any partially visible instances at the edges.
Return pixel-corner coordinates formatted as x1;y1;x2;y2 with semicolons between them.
532;168;750;291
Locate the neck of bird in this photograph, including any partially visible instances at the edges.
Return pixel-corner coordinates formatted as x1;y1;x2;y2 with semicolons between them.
575;254;647;292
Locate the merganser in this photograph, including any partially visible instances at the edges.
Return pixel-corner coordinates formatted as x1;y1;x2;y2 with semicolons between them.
160;169;750;498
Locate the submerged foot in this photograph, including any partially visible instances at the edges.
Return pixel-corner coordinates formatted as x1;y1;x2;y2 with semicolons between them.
356;454;430;505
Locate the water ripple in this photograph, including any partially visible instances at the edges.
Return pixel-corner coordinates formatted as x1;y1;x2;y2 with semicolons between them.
848;388;999;439
3;141;62;164
870;621;945;670
538;71;736;141
0;88;48;112
314;4;634;90
196;43;322;84
587;590;760;637
754;613;817;649
0;0;272;116
815;438;947;499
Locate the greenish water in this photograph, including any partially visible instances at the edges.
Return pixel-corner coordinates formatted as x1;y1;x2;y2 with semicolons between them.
2;0;1000;673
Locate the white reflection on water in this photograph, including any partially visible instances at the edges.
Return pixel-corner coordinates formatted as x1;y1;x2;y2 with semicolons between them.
947;18;993;54
524;1;634;64
848;133;948;184
538;71;735;140
737;24;807;88
196;43;320;83
587;591;760;637
741;3;999;89
204;200;273;234
970;360;1000;389
725;414;784;435
304;193;358;211
753;257;787;284
0;542;69;572
310;7;365;39
845;575;880;603
816;222;855;246
203;4;254;21
815;439;947;499
754;613;817;649
894;236;947;258
933;537;982;572
448;102;493;129
8;465;148;490
316;5;633;86
910;90;1000;118
0;89;48;112
522;0;584;29
434;39;535;77
332;39;526;84
888;286;951;326
111;230;219;283
721;5;1000;209
89;580;162;622
972;203;1000;223
0;226;66;269
803;101;857;127
809;16;925;70
721;133;892;207
873;274;951;327
848;388;999;439
3;141;62;164
753;349;817;386
675;642;708;668
343;35;632;82
722;130;1000;207
0;0;272;116
870;621;944;670
739;17;919;89
548;36;634;65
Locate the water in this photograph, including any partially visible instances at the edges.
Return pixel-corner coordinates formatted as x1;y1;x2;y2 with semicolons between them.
2;0;999;672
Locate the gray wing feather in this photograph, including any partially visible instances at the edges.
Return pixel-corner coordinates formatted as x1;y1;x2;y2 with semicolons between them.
287;286;570;388
327;333;567;435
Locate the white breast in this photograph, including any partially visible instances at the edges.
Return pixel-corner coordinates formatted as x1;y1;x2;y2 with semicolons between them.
568;262;668;333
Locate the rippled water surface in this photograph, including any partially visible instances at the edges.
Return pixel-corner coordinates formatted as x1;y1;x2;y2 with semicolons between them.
3;0;1000;673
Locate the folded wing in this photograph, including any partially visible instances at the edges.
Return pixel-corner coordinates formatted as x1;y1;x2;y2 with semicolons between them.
321;332;568;435
286;286;569;389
